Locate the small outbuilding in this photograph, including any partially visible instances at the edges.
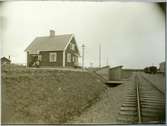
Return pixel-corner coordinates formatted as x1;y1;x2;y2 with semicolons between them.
1;57;11;65
25;30;80;68
159;61;165;73
109;65;123;81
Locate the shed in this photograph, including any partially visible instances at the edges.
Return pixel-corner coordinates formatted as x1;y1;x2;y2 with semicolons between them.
159;61;165;73
109;65;123;81
1;57;11;65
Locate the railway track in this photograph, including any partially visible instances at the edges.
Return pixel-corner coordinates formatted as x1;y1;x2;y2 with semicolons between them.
117;73;165;124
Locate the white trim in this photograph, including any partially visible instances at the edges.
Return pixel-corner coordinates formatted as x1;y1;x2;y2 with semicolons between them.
63;34;80;57
63;50;65;67
49;52;57;62
64;34;74;51
67;53;71;63
70;36;80;57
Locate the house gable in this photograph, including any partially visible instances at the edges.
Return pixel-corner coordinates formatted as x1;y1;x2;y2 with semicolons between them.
64;37;80;67
64;35;80;56
1;57;11;64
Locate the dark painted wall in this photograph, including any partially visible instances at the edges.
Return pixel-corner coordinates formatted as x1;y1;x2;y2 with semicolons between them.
65;37;79;67
27;51;63;67
40;51;63;67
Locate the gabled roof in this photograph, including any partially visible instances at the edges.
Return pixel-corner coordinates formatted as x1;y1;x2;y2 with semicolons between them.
1;57;11;62
25;34;75;54
110;65;123;70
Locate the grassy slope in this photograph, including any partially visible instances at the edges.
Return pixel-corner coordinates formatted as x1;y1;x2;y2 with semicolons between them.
1;65;106;124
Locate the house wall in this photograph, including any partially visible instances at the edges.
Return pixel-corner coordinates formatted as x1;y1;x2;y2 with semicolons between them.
27;52;33;67
65;37;79;67
40;51;63;67
27;51;63;67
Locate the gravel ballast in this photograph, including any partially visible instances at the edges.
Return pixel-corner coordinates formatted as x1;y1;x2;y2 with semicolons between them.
68;78;134;124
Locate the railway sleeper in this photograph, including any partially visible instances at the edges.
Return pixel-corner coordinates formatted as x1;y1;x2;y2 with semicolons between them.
142;120;162;124
124;99;137;102
142;116;162;123
140;91;161;94
142;105;165;110
125;95;137;97
117;116;138;124
120;106;137;111
141;102;165;106
119;110;137;116
141;96;164;99
142;108;164;114
142;111;162;117
122;103;137;107
141;100;165;104
124;101;137;104
141;99;164;103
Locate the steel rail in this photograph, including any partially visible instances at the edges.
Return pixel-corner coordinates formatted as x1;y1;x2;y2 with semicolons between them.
136;74;142;123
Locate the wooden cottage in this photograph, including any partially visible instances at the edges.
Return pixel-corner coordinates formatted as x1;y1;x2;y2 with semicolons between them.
1;57;11;65
25;30;80;67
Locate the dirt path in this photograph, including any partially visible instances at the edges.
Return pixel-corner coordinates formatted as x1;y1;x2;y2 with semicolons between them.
67;79;133;124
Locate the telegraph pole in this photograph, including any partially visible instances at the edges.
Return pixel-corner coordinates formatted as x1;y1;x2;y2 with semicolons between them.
99;44;101;68
82;44;85;71
90;62;93;68
106;57;109;66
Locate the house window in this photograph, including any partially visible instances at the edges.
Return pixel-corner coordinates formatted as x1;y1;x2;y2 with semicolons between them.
67;53;71;63
71;44;75;50
49;52;57;62
72;56;75;62
75;56;78;62
38;55;42;61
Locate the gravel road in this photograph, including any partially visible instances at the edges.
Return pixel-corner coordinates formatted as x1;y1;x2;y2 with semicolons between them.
67;77;134;124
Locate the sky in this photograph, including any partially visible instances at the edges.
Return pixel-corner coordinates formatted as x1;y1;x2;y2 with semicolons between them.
0;1;165;68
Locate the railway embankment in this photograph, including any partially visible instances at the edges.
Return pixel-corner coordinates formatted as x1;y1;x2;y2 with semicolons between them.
68;76;133;123
1;65;106;124
141;73;165;93
69;72;165;124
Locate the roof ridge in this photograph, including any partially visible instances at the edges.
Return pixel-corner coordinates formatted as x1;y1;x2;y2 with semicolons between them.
25;33;75;53
36;33;73;38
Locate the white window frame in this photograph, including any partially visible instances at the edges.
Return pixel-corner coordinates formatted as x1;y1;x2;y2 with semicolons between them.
38;55;42;61
67;53;71;63
71;44;75;50
49;52;57;62
72;56;75;62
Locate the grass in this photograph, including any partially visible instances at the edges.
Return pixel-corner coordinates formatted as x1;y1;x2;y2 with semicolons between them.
1;64;106;124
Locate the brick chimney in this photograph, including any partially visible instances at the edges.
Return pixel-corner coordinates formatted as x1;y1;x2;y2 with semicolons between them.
49;30;55;37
